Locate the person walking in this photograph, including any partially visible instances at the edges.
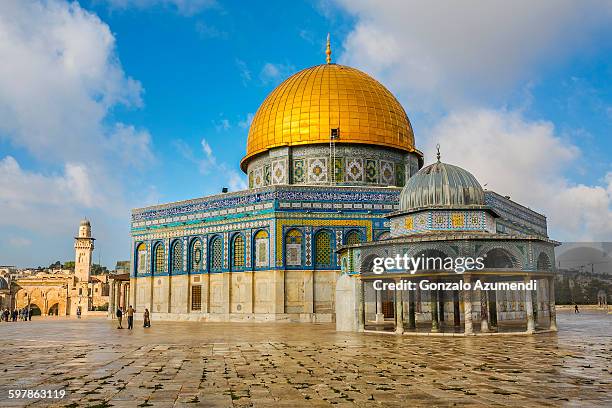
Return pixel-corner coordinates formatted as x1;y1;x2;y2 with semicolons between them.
574;304;580;314
143;308;151;328
116;307;123;329
127;305;134;330
28;308;32;321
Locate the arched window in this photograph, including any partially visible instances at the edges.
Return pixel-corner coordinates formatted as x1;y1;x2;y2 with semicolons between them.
285;229;302;267
190;239;203;271
537;252;551;271
171;240;183;272
484;248;515;268
345;230;361;246
232;235;245;269
361;254;381;274
210;236;223;271
136;243;147;275
254;230;269;267
315;230;333;267
153;243;165;274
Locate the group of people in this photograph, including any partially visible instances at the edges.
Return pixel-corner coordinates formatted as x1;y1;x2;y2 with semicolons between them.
1;308;32;322
115;305;151;329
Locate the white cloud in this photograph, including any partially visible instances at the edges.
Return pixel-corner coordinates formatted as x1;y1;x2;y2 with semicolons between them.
336;0;612;109
0;0;147;163
102;0;217;16
238;113;254;129
214;118;231;131
260;62;295;85
424;109;612;241
0;156;98;229
235;59;252;85
175;138;246;192
107;123;154;168
195;21;226;39
228;171;247;191
0;0;154;266
334;1;612;240
8;237;32;248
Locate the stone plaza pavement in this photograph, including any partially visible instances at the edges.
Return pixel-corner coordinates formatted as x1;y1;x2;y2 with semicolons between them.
0;311;610;407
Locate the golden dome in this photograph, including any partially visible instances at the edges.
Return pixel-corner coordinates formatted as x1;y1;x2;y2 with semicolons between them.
241;64;418;171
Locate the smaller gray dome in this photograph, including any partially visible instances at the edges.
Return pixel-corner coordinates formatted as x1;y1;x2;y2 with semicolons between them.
400;161;484;211
0;277;8;290
80;218;91;226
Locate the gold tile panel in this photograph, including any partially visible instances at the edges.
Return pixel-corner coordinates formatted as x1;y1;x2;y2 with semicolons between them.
241;64;416;170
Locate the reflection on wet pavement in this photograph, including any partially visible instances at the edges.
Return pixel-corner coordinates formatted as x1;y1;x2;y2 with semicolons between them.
0;310;610;407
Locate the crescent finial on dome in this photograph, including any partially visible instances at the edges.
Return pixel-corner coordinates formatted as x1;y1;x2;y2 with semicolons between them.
326;33;332;64
436;143;441;162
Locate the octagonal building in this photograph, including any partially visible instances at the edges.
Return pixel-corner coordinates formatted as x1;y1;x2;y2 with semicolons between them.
121;46;556;327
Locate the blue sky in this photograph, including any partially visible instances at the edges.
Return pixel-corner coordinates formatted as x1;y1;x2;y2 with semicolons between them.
0;0;611;268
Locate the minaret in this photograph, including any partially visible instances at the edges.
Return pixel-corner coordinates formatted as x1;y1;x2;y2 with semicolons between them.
74;219;95;282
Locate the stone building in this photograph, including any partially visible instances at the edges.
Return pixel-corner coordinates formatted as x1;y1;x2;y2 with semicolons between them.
123;42;558;326
8;220;109;316
335;155;558;335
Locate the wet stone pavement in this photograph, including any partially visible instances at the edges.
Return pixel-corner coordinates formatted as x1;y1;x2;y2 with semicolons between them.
0;311;610;407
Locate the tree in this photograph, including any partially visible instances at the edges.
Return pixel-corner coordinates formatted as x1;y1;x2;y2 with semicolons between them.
91;264;109;275
556;275;572;304
63;261;75;270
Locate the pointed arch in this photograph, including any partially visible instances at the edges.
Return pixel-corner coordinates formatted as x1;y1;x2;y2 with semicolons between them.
483;248;517;268
189;238;203;272
285;228;303;267
171;240;183;272
231;234;245;270
254;230;269;268
537;252;551;271
209;235;223;272
153;242;165;274
135;242;147;275
314;229;333;268
345;230;361;246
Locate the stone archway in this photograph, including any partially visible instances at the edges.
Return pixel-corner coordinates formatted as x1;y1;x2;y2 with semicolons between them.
29;304;42;316
48;303;59;316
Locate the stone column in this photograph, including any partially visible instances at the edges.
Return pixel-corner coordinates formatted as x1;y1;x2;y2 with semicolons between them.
395;280;404;334
408;287;416;329
453;290;460;327
463;276;474;335
525;276;535;334
130;276;137;313
375;289;384;323
480;287;489;333
548;276;557;331
109;280;115;319
357;279;365;332
430;290;439;333
118;282;124;310
120;282;126;310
